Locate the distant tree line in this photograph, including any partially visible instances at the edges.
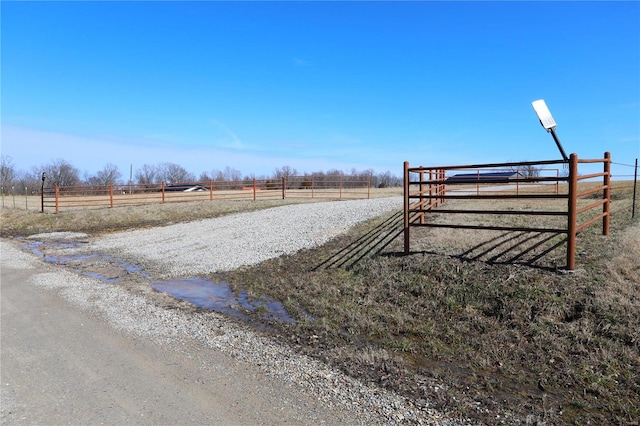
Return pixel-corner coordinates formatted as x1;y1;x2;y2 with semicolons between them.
0;156;402;195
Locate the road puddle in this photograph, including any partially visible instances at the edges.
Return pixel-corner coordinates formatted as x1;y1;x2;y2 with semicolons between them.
20;238;299;326
22;239;149;284
150;277;297;324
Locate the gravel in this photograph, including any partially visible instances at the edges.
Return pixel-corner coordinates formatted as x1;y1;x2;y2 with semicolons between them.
7;197;472;425
90;197;405;277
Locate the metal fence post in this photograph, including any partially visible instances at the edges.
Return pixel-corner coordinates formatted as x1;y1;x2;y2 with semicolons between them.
633;158;638;219
404;161;410;254
567;153;578;270
603;152;610;236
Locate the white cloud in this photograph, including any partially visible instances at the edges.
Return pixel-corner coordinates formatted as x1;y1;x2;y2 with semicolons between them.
209;119;245;149
292;57;311;67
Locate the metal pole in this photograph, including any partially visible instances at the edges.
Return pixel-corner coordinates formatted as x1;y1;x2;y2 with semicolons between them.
633;158;638;219
567;153;578;270
603;152;610;235
549;127;569;162
404;161;410;254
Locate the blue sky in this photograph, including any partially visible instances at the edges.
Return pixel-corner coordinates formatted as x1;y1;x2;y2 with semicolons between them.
2;1;639;180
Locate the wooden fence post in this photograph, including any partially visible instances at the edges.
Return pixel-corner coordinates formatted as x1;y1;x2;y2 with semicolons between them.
209;179;213;201
282;177;286;200
109;184;114;208
253;178;257;201
55;185;59;214
567;153;578;270
603;151;611;236
404;161;410;254
162;182;165;203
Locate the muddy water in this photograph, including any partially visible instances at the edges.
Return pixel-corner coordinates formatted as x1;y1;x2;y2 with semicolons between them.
150;278;296;324
21;239;298;325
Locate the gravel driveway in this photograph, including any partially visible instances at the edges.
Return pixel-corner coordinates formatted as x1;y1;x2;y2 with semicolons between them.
2;198;468;425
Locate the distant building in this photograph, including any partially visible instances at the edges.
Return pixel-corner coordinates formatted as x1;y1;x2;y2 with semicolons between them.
446;171;523;183
164;184;209;192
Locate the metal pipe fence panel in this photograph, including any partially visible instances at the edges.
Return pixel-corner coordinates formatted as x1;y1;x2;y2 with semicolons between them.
403;153;611;270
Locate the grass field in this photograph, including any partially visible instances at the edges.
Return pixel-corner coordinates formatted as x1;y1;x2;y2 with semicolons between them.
2;184;638;424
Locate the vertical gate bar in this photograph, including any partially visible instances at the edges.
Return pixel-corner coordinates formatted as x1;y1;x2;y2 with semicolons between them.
441;169;446;206
567;153;578;270
420;169;425;224
603;151;611;236
404;161;410;254
367;176;370;199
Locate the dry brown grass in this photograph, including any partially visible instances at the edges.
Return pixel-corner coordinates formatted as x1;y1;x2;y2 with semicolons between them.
222;182;639;425
0;188;399;238
2;183;638;424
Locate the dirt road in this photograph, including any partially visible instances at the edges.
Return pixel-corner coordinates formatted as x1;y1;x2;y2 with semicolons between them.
0;241;359;425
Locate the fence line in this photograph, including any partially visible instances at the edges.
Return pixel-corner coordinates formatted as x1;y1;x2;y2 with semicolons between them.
40;176;370;213
403;152;612;270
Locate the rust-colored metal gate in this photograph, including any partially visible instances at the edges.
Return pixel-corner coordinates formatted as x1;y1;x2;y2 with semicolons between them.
403;152;611;270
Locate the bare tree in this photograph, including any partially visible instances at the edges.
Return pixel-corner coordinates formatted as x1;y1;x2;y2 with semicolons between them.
135;164;159;185
157;162;194;183
17;170;42;195
508;162;541;179
86;163;122;186
1;155;17;190
222;166;242;181
273;165;298;180
40;159;80;187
